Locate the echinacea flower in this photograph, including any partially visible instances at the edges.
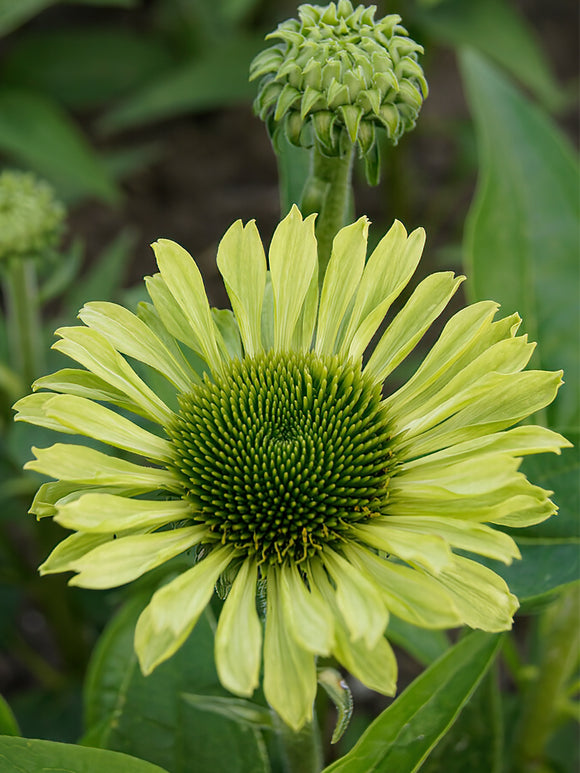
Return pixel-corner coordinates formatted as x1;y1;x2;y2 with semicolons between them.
15;207;569;730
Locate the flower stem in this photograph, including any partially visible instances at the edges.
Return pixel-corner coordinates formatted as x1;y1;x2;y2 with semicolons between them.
3;257;43;390
513;584;580;770
300;142;354;285
275;715;323;773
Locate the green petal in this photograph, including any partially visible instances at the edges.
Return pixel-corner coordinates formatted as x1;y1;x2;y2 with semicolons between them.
134;602;194;677
355;522;452;574
53;326;172;424
394;454;523;496
17;394;172;461
39;532;111;574
29;480;140;519
279;562;334;655
315;217;368;355
333;622;397;696
323;549;388;647
137;301;206;380
263;569;317;731
345;544;461;629
79;301;197;392
296;262;319;351
215;560;262;697
269;205;318;351
67;526;206;589
148;546;232;636
427;555;519;632
152;239;225;373
217;219;266;356
364;272;464;383
32;368;148;417
383;516;520;564
399;370;564;458
54;493;191;533
145;273;203;354
338;222;425;360
25;444;178;493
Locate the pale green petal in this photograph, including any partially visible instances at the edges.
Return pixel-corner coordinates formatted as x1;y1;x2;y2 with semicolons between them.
365;272;464;383
32;368;147;417
315;217;368;355
54;493;191;533
148;546;232;635
269;205;317;351
216;219;266;356
296;263;319;351
394;454;523;496
68;526;206;588
145;273;203;354
260;273;274;351
212;308;242;360
215;560;262;697
264;569;317;731
279;562;334;655
322;548;388;647
29;480;135;519
393;337;535;438
25;444;178;493
53;326;172;424
345;544;461;628
384;301;499;412
338;222;425;359
152;239;225;373
490;496;557;527
39;532;111;574
79;301;197;392
355;522;452;574
427;555;519;631
19;394;172;462
398;370;564;458
383;516;520;564
333;622;397;696
135;601;196;676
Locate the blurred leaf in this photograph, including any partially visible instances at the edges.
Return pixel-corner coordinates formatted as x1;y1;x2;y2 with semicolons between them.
38;241;83;305
421;668;502;773
461;49;579;435
221;0;263;24
83;593;270;772
323;631;502;773
100;36;264;133
386;617;450;667
0;88;119;204
0;696;20;736
2;29;174;110
417;0;566;110
0;736;169;773
479;539;580;609
0;0;136;37
276;133;312;216
102;142;163;181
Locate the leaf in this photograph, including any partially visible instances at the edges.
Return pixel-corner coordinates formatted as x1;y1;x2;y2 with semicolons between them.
417;0;566;110
100;36;264;133
2;29;174;110
386;617;449;667
0;736;169;773
0;0;136;37
323;631;502;773
461;49;579;435
0;696;19;736
83;593;270;773
478;539;580;609
0;88;119;204
275;132;312;216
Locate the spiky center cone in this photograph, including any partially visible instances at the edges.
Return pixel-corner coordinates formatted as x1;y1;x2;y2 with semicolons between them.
169;351;394;565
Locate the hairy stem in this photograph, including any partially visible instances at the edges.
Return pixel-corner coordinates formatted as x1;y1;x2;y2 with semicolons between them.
275;715;323;773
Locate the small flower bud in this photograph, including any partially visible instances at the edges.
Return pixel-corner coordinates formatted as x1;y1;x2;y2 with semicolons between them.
0;170;65;263
251;1;428;160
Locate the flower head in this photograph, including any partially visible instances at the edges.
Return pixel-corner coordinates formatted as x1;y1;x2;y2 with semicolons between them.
251;1;428;160
15;207;569;730
0;170;65;262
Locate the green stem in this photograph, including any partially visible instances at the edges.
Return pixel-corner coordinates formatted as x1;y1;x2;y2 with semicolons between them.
275;715;323;773
514;585;580;770
3;257;43;390
300;142;354;284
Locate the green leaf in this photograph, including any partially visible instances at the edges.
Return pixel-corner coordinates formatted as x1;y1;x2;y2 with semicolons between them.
479;539;580;609
0;88;119;204
386;617;449;667
276;132;312;216
0;697;19;736
0;737;168;772
83;593;270;773
100;36;264;133
0;0;136;37
2;29;174;110
461;49;579;434
323;631;502;773
417;0;566;110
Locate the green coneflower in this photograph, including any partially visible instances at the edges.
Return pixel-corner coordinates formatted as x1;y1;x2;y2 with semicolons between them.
15;207;569;730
